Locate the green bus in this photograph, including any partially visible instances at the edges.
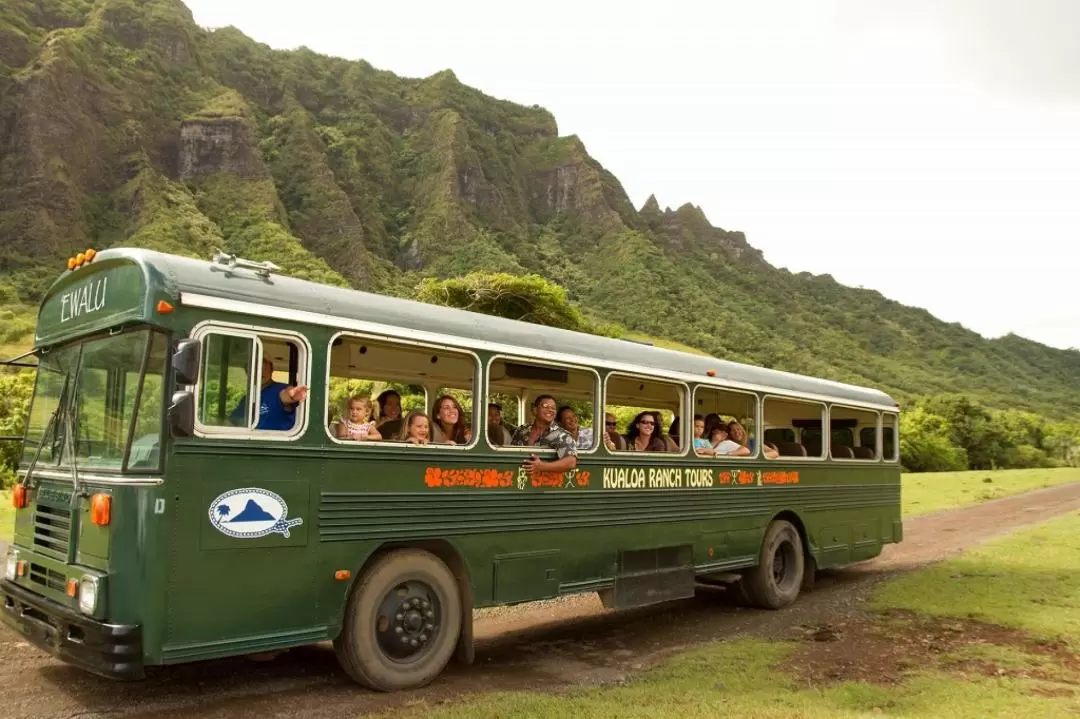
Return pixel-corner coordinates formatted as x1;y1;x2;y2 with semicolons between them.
1;247;902;691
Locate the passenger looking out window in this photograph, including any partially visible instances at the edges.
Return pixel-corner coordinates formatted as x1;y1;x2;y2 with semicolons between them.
557;406;592;450
711;423;750;456
511;395;579;473
730;419;778;458
431;395;470;444
692;414;714;455
231;359;308;431
400;411;431;445
375;389;404;437
625;411;666;452
603;412;624;451
487;403;513;445
336;395;382;441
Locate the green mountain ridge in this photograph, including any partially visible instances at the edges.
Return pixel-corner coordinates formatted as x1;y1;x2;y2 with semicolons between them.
1;0;1078;420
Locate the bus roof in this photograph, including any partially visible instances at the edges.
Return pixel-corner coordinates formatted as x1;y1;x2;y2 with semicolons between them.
43;248;900;410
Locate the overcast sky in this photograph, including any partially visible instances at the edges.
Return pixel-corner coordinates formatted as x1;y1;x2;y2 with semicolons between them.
183;0;1080;351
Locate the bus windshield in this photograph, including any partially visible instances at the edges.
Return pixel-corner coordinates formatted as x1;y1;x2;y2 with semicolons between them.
21;329;168;473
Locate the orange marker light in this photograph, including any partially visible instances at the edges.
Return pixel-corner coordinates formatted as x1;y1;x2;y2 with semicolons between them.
706;369;717;377
16;561;25;578
334;570;352;581
84;248;96;262
75;252;86;265
12;484;27;509
66;579;78;597
156;300;174;314
67;257;76;270
90;493;111;526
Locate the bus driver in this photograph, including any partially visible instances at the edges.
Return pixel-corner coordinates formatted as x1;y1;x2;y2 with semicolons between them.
230;358;309;430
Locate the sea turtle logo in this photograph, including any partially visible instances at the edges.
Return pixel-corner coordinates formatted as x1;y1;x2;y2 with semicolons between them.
207;487;303;539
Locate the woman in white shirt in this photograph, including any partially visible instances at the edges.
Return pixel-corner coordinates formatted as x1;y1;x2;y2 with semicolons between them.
711;424;750;456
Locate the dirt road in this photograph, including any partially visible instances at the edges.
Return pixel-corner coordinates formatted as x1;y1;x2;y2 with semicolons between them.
3;482;1080;719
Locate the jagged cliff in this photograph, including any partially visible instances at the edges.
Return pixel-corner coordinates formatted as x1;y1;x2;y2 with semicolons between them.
1;0;1078;417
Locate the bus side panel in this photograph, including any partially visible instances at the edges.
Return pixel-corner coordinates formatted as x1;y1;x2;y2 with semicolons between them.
310;458;901;614
161;445;322;660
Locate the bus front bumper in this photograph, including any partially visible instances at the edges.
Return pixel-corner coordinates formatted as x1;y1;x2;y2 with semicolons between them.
0;579;144;680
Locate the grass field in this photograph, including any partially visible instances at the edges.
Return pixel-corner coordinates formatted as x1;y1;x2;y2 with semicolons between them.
386;511;1080;719
873;507;1080;641
903;467;1080;516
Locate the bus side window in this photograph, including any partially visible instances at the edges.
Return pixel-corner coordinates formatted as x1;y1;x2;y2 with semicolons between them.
831;405;879;460
194;328;309;438
326;334;478;446
692;385;758;458
486;358;599;451
605;374;686;454
762;397;825;459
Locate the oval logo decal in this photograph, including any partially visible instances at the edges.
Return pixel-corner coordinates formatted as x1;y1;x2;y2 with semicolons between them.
208;487;304;539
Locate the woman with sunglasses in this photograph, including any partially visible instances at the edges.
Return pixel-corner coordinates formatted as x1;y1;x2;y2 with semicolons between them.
625;410;667;452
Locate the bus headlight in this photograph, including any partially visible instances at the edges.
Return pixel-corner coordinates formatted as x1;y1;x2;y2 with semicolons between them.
78;576;99;614
4;552;16;581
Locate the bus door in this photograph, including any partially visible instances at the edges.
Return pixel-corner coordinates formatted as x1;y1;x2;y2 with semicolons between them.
163;326;317;654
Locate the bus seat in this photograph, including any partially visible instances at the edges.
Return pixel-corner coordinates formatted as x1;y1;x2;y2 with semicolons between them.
852;446;875;459
831;445;855;459
774;441;806;457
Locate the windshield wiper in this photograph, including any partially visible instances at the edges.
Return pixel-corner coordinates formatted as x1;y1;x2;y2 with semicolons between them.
62;403;80;497
20;370;70;491
20;408;59;490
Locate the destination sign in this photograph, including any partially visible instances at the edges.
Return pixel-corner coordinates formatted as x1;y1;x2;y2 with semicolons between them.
36;262;149;344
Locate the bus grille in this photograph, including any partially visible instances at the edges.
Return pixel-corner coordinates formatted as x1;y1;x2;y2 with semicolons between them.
29;563;66;593
32;504;72;561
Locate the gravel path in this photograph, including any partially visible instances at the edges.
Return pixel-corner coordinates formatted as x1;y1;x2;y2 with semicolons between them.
3;481;1079;719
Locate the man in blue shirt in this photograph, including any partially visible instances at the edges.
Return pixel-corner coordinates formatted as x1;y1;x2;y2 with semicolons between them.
230;358;309;430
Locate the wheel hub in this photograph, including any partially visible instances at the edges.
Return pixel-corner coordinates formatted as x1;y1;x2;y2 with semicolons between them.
377;583;440;661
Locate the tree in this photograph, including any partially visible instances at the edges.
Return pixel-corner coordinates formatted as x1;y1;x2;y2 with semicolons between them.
0;370;34;488
415;272;598;334
899;406;968;472
918;394;1010;470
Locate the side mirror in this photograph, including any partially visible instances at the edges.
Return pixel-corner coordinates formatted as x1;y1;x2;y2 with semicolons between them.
169;391;195;438
172;339;201;386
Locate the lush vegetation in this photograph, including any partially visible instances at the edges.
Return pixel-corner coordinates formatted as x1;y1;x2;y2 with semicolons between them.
1;0;1079;478
0;371;32;487
901;394;1080;472
416;272;619;336
385;511;1080;718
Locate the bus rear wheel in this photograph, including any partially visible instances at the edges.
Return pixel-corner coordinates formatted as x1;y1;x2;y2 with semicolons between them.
740;519;804;610
333;548;462;692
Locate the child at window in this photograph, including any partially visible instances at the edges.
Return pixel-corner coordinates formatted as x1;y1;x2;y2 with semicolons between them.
336;396;382;441
399;411;431;445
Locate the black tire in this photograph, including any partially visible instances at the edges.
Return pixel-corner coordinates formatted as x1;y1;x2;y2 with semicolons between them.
741;520;805;609
333;549;462;691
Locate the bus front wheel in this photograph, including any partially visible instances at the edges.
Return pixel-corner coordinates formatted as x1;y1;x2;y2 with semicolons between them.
740;519;805;610
333;548;462;691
